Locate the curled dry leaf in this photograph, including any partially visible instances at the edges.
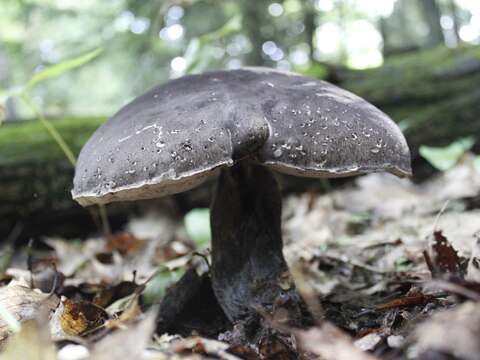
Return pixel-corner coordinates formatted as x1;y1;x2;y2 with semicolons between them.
427;230;465;277
90;309;156;360
106;232;145;255
7;263;65;294
174;337;242;360
92;280;137;308
0;283;59;344
0;320;56;360
105;294;141;330
415;301;480;360
375;289;434;310
466;232;480;282
295;322;380;360
58;298;108;337
354;333;383;352
258;334;297;360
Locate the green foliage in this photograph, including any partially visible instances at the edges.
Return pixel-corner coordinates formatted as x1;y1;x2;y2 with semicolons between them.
475;156;480;174
1;48;102;165
142;268;184;306
394;256;413;272
301;62;329;80
419;137;475;171
24;49;102;92
1;49;102;99
184;15;242;74
184;208;211;247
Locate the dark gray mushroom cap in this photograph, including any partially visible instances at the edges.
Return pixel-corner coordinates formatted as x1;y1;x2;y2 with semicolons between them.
72;68;411;206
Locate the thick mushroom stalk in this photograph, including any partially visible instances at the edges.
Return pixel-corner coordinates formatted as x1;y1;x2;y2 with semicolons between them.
211;161;302;322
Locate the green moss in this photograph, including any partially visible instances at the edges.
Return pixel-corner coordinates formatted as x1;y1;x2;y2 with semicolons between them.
342;45;480;104
0;116;106;166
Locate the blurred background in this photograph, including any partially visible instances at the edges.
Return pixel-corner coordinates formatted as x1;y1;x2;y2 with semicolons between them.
1;0;479;116
0;0;479;241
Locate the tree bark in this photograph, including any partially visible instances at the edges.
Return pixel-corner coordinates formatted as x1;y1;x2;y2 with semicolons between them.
418;0;445;47
240;0;269;66
302;0;316;61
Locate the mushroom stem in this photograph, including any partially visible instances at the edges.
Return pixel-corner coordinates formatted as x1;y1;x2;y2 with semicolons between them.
210;161;303;324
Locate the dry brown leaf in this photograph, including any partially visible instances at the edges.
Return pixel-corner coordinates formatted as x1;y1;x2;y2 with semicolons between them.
174;337;242;360
0;320;56;360
295;322;380;360
375;291;434;310
427;230;465;276
106;232;145;255
466;232;480;282
105;294;141;330
90;309;156;360
258;334;296;360
43;237;97;277
415;301;480;359
92;280;137;308
0;283;59;344
59;298;108;336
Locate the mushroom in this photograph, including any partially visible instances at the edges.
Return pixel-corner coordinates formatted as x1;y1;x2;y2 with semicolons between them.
72;68;411;324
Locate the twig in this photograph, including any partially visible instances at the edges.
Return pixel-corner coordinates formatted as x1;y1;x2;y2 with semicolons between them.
27;238;34;289
424;279;480;301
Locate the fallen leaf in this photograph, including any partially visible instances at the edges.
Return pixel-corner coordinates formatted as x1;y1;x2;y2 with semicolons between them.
354;333;383;352
174;337;242;360
376;291;434;310
415;301;480;359
295;322;380;360
92;280;137;308
90;309;156;360
105;294;141;329
0;320;56;359
57;344;90;360
106;232;145;255
258;334;296;360
427;230;465;276
0;283;59;343
59;298;108;336
466;232;480;282
227;344;259;360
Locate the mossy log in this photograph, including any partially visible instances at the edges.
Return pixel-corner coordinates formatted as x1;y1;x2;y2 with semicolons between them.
1;45;479;241
0;117;136;242
337;45;480;153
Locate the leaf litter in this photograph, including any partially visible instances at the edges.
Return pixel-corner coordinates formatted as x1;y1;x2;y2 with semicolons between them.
0;156;479;359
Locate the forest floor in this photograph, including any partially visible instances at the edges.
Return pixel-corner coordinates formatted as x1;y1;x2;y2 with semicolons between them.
0;154;479;360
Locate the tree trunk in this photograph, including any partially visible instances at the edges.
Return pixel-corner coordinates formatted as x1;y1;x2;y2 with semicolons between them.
302;0;316;61
240;0;269;66
418;0;445;47
447;0;461;45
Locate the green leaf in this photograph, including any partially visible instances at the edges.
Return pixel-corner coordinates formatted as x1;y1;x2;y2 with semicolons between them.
394;256;413;272
142;269;184;306
475;156;480;174
301;62;329;80
0;103;5;126
184;208;211;247
184;15;242;73
24;48;102;91
419;137;475;171
201;15;242;43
